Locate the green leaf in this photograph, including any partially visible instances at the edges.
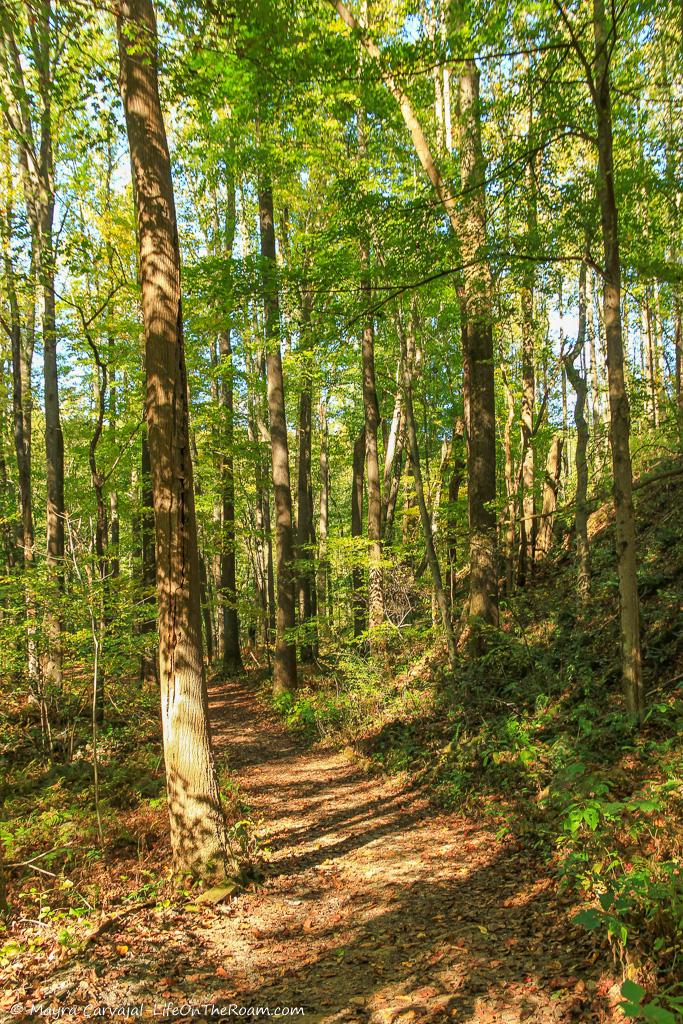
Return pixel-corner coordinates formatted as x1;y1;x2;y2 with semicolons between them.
640;1005;676;1024
620;980;646;1004
574;909;602;931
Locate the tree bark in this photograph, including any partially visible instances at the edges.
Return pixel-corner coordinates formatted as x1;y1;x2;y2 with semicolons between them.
360;237;384;647
591;0;644;721
0;2;65;689
329;0;497;631
218;329;243;673
117;0;233;875
535;435;564;561
258;182;297;695
519;72;537;585
564;258;591;599
351;427;366;639
139;424;158;686
400;314;456;669
0;168;39;688
457;61;499;630
317;394;331;625
296;294;316;661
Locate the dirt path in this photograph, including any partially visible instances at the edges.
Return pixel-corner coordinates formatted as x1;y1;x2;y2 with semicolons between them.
32;678;621;1022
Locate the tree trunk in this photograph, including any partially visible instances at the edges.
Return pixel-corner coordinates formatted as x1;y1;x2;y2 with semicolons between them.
519;82;537;585
502;375;516;594
1;181;39;688
447;420;465;608
317;394;331;624
381;368;403;539
117;0;233;876
329;0;497;631
592;0;644;721
401;315;456;669
1;1;65;690
458;62;499;630
258;182;297;695
296;295;316;662
218;329;243;673
139;424;158;686
360;238;384;648
351;427;366;639
587;271;602;455
644;288;659;428
535;435;564;560
565;259;591;599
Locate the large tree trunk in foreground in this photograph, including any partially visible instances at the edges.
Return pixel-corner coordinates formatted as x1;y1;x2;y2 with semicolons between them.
592;0;644;722
118;0;232;876
258;183;297;695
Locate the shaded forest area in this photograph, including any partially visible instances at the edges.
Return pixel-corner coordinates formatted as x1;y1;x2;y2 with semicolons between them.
0;0;681;1019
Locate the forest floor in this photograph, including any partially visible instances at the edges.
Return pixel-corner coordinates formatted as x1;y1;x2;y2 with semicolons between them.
7;675;627;1024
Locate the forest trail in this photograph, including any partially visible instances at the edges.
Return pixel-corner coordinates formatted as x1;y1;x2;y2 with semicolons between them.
37;677;622;1023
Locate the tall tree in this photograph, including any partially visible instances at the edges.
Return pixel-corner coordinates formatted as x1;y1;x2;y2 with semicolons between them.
258;182;297;695
564;257;590;599
0;0;65;689
556;0;644;720
117;0;234;874
329;0;498;631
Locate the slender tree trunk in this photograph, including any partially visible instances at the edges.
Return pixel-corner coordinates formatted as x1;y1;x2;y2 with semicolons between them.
401;315;456;668
382;414;406;545
296;295;316;661
502;374;516;594
317;394;331;624
118;0;233;875
446;420;465;608
592;0;644;721
258;183;297;695
139;425;158;686
644;288;660;428
246;371;269;645
564;258;591;599
351;427;366;639
358;86;384;644
330;0;497;631
198;552;214;664
1;188;39;689
519;81;537;584
675;297;683;416
535;435;564;560
587;270;601;429
458;61;498;630
360;239;384;648
381;368;403;538
218;329;243;673
84;333;108;726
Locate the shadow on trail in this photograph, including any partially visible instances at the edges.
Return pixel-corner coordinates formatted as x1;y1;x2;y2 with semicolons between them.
231;852;607;1022
201;675;611;1022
